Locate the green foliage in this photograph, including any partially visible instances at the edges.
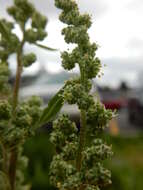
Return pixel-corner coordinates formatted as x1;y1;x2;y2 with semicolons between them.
23;134;143;190
0;100;11;120
32;11;47;29
87;103;113;132
0;20;10;40
50;1;114;190
25;29;47;44
0;97;42;150
22;53;36;67
0;61;11;97
39;89;64;126
50;114;78;154
0;1;115;190
7;0;34;26
0;0;56;189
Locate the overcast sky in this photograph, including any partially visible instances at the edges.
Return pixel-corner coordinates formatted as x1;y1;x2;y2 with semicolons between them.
0;0;143;87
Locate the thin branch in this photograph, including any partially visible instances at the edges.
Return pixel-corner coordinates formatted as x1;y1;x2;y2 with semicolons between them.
34;42;58;51
9;36;25;190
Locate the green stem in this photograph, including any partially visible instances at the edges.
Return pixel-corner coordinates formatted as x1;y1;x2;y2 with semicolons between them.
76;109;86;171
12;40;24;114
76;65;87;171
9;38;25;190
9;149;18;190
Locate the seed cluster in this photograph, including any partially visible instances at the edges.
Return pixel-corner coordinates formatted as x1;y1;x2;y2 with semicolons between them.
50;1;114;190
0;0;47;189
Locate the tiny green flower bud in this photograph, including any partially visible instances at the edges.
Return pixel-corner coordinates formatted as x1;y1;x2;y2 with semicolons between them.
0;100;11;120
22;53;36;67
51;0;113;189
32;11;47;29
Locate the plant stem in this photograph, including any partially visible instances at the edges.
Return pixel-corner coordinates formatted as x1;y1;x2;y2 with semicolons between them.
76;65;87;171
76;109;86;171
8;149;18;190
9;38;24;190
12;40;24;115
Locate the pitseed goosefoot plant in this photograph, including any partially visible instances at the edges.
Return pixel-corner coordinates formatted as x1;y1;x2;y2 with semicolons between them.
0;0;57;189
49;0;115;190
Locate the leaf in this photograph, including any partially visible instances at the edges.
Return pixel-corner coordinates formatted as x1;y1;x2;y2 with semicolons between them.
34;42;58;51
39;88;64;125
0;21;10;40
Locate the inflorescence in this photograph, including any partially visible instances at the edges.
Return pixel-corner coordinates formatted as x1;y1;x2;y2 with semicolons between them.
50;1;114;190
0;0;47;189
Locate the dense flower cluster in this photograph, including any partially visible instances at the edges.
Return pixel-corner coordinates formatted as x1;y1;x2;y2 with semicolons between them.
0;97;42;150
0;0;47;189
50;0;114;190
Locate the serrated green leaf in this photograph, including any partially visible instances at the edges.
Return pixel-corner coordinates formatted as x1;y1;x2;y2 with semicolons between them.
0;21;10;40
34;42;58;51
39;88;64;125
